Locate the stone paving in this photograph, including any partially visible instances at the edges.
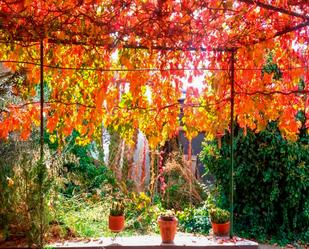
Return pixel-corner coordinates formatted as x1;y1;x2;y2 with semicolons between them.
50;233;258;249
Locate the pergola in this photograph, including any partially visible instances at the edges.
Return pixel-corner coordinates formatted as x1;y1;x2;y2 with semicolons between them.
0;0;308;247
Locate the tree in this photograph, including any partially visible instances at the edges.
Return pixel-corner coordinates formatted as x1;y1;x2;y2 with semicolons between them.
0;0;308;147
0;1;308;245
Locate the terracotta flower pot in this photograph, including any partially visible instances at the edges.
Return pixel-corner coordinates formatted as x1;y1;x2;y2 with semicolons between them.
211;221;230;236
109;215;125;232
158;217;177;243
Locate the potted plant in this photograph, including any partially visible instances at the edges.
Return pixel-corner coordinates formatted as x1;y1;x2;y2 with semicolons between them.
209;207;230;236
157;210;177;243
109;200;125;233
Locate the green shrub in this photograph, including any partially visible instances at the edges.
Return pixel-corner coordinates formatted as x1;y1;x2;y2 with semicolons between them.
177;203;211;234
200;122;309;244
45;131;116;196
162;152;206;210
125;192;160;233
0;140;50;247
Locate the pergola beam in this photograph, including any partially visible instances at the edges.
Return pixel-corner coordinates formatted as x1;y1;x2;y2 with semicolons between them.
0;17;307;52
238;0;309;21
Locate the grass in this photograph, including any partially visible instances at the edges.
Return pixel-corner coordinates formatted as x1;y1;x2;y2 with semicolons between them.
50;194;137;239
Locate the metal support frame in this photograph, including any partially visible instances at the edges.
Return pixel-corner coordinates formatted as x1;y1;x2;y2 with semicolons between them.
229;49;236;238
39;39;44;249
40;40;44;158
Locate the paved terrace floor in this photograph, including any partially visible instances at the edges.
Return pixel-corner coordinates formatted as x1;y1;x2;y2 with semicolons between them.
49;233;258;249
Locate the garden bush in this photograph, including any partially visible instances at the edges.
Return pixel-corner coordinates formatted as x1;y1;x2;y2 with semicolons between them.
45;131;116;196
125;192;160;233
200;122;309;244
0;140;50;247
162;152;206;210
177;203;211;234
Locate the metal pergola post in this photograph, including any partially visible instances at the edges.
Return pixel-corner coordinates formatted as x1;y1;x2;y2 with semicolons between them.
229;49;236;238
39;39;44;249
40;40;44;159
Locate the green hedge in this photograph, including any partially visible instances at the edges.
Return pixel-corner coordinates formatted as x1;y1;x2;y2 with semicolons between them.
177;203;211;234
200;122;309;244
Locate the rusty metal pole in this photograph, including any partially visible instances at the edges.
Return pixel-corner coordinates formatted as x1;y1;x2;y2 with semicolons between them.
39;39;44;249
229;49;236;238
40;40;44;159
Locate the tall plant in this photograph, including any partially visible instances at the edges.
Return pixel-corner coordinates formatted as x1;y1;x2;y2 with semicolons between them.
200;122;309;243
0;140;50;247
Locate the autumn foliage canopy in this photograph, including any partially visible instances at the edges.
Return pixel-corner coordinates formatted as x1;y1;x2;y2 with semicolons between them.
0;0;308;147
